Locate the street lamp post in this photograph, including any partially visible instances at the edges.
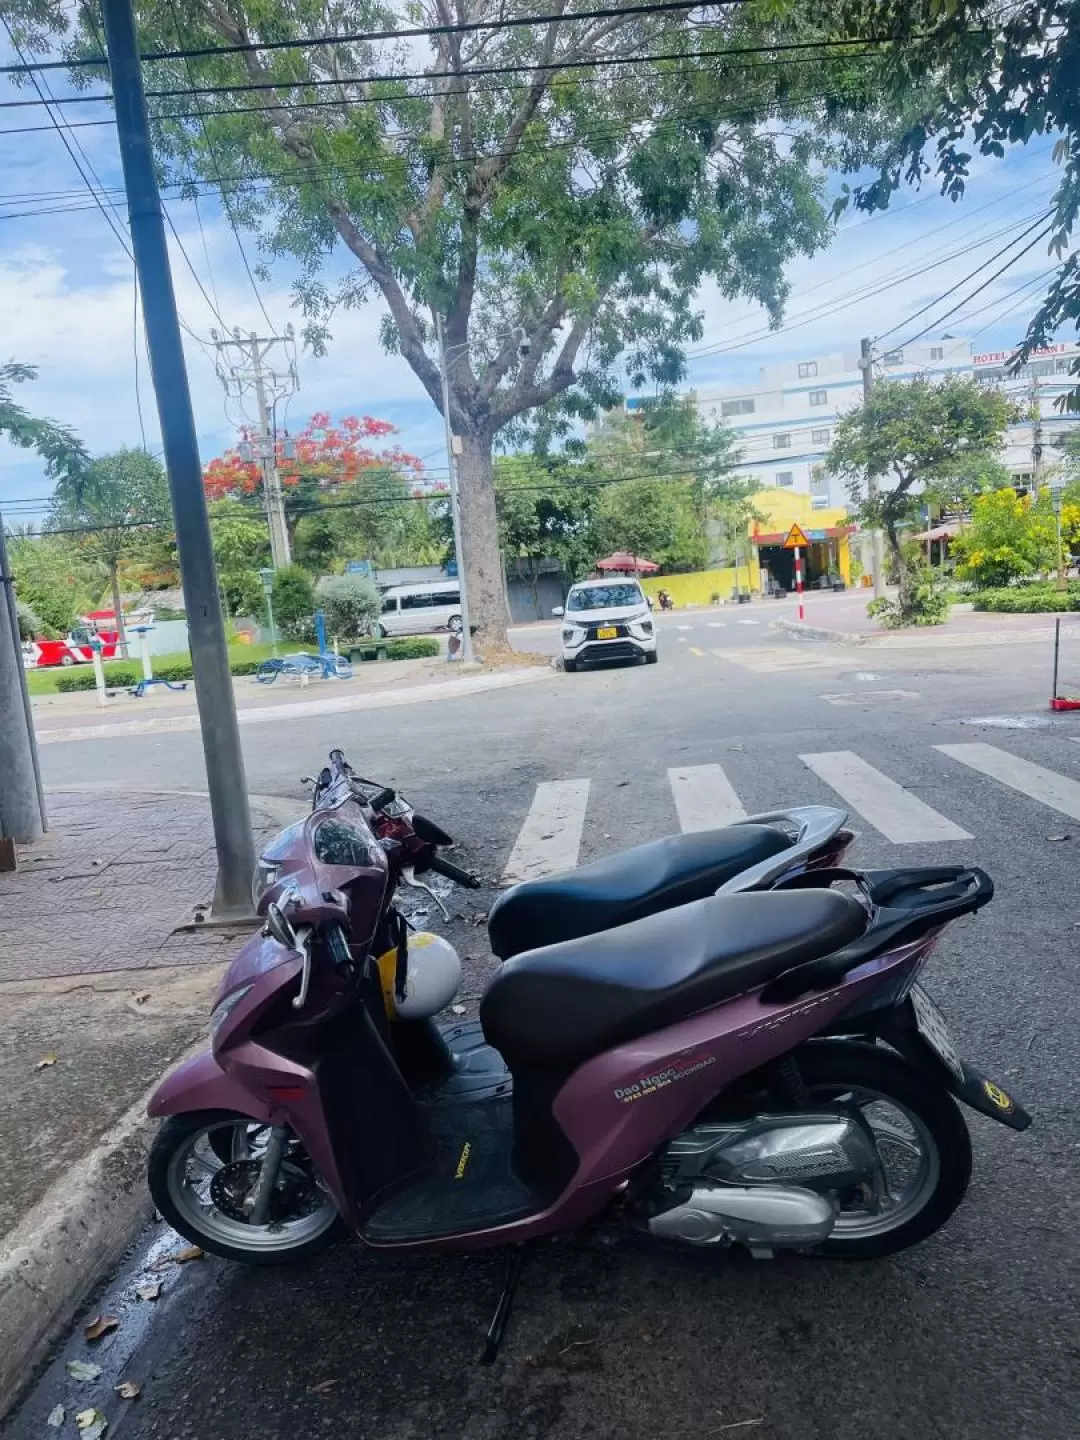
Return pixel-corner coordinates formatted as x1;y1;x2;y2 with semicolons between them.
260;568;278;654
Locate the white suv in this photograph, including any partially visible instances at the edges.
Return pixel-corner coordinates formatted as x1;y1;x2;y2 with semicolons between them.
554;579;658;672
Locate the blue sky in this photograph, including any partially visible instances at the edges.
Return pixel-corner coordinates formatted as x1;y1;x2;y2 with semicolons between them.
0;32;1069;524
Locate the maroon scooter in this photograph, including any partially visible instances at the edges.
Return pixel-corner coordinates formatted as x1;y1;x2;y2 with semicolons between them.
148;751;1029;1360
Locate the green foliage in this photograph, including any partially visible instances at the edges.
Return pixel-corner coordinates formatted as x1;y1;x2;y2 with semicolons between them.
971;584;1080;613
497;457;600;590
209;501;270;619
867;566;951;628
0;362;87;483
57;0;936;644
315;573;382;639
952;489;1058;588
828;375;1013;622
349;637;441;661
56;664;140;692
15;599;47;641
271;564;316;641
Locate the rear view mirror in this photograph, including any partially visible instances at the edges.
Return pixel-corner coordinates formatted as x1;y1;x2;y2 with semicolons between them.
264;901;298;951
552;606;565;617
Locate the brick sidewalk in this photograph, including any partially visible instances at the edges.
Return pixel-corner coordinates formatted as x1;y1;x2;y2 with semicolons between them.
0;791;277;984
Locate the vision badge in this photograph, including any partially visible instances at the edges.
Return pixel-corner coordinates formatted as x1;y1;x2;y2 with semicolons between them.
983;1079;1015;1115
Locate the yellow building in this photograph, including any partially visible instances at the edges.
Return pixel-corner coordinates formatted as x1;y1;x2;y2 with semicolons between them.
639;488;856;607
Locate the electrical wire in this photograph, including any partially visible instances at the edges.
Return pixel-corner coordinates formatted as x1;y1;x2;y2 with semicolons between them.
0;1;748;76
0;30;943;109
889;218;1059;349
132;266;147;450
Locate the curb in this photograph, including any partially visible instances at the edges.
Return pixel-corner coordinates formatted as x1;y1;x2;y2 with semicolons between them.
772;618;871;646
0;1045;198;1418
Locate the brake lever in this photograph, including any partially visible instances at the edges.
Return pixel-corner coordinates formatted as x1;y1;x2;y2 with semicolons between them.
291;927;314;1010
400;866;450;920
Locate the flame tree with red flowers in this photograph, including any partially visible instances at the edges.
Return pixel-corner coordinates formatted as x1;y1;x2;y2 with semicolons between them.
203;413;445;573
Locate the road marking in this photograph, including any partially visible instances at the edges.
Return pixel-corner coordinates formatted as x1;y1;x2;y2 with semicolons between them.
667;765;747;832
819;689;922;706
799;750;972;842
937;743;1080;822
689;646;705;657
502;779;591;884
712;648;839;672
707;622;726;628
676;624;692;631
679;636;688;643
737;619;760;626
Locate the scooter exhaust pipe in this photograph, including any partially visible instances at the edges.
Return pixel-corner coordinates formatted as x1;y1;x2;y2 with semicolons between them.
647;1185;835;1252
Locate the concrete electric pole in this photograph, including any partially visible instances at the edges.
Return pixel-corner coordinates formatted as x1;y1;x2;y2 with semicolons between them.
435;313;475;663
101;0;256;918
211;328;298;569
859;337;887;599
0;508;46;846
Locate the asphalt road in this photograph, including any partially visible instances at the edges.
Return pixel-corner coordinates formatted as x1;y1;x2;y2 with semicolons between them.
7;616;1080;1440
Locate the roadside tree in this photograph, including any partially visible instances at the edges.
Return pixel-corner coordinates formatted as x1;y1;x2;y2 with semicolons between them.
827;375;1013;623
315;573;382;641
49;1;939;650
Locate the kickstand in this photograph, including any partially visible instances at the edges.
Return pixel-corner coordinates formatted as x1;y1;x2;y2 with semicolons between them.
481;1246;527;1364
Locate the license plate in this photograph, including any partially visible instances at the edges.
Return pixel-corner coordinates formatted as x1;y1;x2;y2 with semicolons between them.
596;626;617;639
910;984;964;1080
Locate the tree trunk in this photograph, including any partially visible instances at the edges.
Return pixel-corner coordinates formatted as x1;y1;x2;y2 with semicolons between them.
455;430;507;651
109;560;129;658
885;517;915;618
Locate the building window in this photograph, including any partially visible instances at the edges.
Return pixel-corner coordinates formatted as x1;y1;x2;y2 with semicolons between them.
930;346;944;361
811;496;830;510
775;470;794;486
772;433;791;449
883;349;904;366
812;427;830;444
721;397;755;416
798;361;818;379
809;390;828;406
1056;358;1072;374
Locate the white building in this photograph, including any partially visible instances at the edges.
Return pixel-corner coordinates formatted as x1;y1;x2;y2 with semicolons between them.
627;337;1080;510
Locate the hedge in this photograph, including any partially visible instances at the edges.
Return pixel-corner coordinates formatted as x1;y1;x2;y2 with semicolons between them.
349;636;441;661
971;584;1080;614
56;664;139;691
55;655;267;691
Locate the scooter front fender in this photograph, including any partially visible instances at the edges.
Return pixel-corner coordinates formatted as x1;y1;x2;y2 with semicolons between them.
148;1049;273;1122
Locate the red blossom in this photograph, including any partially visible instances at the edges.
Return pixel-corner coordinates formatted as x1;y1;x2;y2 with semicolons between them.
203;413;423;498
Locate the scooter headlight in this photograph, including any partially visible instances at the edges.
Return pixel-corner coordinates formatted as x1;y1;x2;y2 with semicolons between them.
209;983;254;1039
252;860;280;906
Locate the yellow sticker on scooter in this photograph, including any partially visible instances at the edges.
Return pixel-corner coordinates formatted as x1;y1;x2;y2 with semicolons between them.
983;1080;1014;1113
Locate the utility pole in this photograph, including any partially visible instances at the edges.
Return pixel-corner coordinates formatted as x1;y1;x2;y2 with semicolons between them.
0;508;46;844
435;314;474;663
101;0;255;918
860;338;886;599
212;328;298;569
1030;371;1044;480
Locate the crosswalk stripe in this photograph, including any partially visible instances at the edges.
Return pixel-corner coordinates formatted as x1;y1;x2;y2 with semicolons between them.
501;779;590;884
936;743;1080;822
667;765;747;832
707;622;726;628
799;750;972;843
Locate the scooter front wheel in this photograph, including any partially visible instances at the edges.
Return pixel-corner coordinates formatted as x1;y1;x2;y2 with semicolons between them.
149;1110;344;1265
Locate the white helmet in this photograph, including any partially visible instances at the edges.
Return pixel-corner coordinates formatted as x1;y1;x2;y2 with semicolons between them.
379;931;462;1020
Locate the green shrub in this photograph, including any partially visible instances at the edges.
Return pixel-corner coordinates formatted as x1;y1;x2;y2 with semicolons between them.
229;657;264;676
867;575;951;628
385;637;440;660
272;564;316;641
55;663;140;692
16;599;47;641
971;585;1080;613
316;573;382;640
154;661;193;681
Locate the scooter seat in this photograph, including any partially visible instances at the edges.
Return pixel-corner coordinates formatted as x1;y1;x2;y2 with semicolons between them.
479;890;866;1071
487;826;793;960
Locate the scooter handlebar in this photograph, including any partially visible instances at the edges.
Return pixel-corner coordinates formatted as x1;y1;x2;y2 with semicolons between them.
429;854;483;889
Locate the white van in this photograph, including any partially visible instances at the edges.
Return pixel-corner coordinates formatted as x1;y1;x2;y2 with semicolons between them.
377;581;462;637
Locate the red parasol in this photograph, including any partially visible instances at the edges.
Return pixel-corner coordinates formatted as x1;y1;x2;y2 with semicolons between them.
594;551;660;574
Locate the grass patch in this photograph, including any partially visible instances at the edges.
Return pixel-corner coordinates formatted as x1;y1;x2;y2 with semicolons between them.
28;643;279;696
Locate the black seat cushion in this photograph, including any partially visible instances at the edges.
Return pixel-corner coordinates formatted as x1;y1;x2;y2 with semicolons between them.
480;890;867;1071
487;825;793;960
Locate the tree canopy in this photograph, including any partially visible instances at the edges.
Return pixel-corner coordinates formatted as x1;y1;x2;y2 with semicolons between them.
38;0;943;648
827;374;1014;618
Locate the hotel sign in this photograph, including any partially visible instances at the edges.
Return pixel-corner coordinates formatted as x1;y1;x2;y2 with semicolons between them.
972;344;1067;366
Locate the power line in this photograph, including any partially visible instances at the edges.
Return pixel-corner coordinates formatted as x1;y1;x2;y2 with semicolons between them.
0;31;941;109
0;1;746;77
162;0;278;334
888;217;1058;349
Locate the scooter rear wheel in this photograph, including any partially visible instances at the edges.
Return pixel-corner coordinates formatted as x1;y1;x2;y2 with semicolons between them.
796;1041;973;1260
149;1110;344;1265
